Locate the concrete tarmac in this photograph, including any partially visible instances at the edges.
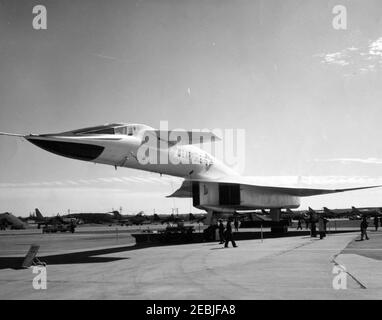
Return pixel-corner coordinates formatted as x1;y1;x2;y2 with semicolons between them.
0;229;381;299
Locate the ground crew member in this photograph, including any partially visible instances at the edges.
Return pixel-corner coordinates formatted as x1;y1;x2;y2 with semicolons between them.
318;216;326;239
224;219;237;248
234;218;239;232
310;218;317;237
218;219;225;244
360;216;369;240
70;220;75;233
374;216;379;231
297;219;302;230
324;217;328;232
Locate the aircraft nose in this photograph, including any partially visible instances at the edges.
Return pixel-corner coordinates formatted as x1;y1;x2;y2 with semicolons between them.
25;135;105;161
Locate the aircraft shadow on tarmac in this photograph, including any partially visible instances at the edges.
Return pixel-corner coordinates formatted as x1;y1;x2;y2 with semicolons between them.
1;231;361;270
0;243;162;270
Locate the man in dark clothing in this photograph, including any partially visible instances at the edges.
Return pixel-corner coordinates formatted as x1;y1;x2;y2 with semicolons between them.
297;219;302;230
224;219;237;248
234;218;239;232
70;221;76;233
361;216;369;240
374;216;379;231
311;221;317;237
218;220;225;244
324;218;328;230
318;216;326;239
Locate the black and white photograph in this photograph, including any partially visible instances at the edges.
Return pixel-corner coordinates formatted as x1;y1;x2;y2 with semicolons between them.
1;0;382;307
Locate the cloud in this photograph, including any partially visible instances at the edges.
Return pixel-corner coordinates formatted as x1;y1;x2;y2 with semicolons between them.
66;180;79;185
321;51;350;66
317;37;382;75
315;158;382;164
368;38;382;56
91;53;133;64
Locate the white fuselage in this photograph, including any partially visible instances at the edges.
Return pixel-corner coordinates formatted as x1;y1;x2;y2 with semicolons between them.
27;132;237;180
23;123;300;212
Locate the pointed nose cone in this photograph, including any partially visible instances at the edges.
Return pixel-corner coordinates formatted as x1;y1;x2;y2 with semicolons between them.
25;135;105;161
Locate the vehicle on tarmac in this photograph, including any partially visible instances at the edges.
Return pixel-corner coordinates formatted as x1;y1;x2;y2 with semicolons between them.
42;223;75;233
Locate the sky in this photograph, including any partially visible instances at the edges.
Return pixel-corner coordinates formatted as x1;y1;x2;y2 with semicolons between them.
1;0;382;216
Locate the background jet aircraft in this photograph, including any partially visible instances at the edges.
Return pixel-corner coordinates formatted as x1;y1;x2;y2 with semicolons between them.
151;212;206;224
351;206;382;218
30;208;79;229
113;211;151;226
323;207;349;218
322;206;362;219
0;212;27;230
284;208;309;220
31;208;71;228
1;123;380;225
65;211;116;224
188;213;207;223
153;213;183;225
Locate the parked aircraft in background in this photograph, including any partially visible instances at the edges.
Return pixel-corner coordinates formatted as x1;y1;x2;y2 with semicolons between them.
65;212;116;225
153;213;183;225
0;212;27;230
113;211;151;226
2;123;381;225
188;213;207;223
285;206;382;220
323;207;349;218
30;208;73;229
350;206;382;218
285;208;308;219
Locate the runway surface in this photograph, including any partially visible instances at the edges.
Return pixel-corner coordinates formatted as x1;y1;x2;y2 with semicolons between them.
0;227;381;299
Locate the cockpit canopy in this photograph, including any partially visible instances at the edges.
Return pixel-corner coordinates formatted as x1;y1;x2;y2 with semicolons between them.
58;123;146;136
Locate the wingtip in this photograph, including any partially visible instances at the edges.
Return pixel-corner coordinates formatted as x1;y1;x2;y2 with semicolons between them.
0;132;25;137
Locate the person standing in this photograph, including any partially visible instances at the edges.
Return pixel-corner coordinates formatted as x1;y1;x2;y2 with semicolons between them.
218;219;225;244
297;219;302;230
324;217;329;233
360;216;369;240
374;216;379;231
70;220;76;233
310;218;317;237
224;219;237;248
318;216;326;239
234;218;239;232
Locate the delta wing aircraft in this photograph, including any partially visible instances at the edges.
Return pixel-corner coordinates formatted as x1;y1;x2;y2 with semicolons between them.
1;123;380;224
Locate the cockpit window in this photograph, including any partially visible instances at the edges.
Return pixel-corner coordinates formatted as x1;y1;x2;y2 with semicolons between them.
114;126;134;135
86;128;115;134
114;127;127;135
59;123;138;136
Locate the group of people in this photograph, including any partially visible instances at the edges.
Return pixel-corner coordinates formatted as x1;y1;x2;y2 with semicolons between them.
218;218;238;248
301;214;379;241
207;213;381;246
308;216;329;239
